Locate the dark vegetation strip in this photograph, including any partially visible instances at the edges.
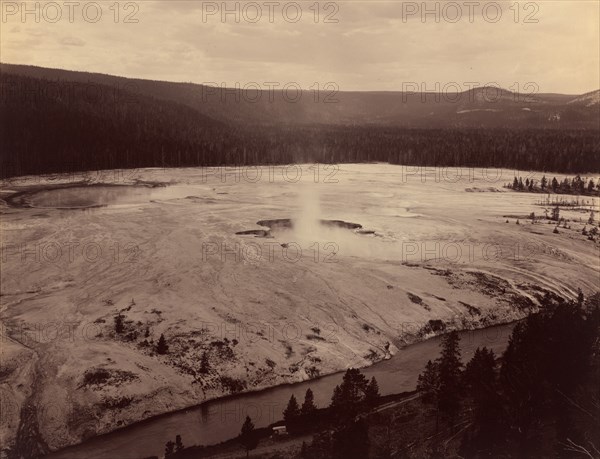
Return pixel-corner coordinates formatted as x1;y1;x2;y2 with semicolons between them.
1;73;599;178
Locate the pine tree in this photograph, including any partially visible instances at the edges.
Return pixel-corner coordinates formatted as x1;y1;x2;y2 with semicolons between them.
301;388;317;416
589;210;595;225
156;333;169;354
365;376;380;403
200;351;209;374
331;385;343;407
588;179;595;193
541;175;547;190
165;440;175;457
417;360;439;404
175;434;184;452
464;348;496;391
552;177;559;192
283;394;300;425
464;347;501;440
330;369;369;422
339;368;368;405
574;175;585;194
518;177;524;190
114;313;124;334
577;289;584;307
436;331;462;425
240;416;259;458
512;177;519;189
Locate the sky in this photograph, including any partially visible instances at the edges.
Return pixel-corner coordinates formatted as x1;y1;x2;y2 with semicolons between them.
1;0;599;94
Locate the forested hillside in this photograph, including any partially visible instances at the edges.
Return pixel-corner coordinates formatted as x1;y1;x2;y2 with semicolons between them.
1;64;599;177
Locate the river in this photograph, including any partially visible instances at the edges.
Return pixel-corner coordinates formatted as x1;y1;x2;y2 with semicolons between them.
45;322;517;459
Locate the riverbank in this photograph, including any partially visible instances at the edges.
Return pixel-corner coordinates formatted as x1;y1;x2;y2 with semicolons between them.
44;321;519;459
161;391;421;459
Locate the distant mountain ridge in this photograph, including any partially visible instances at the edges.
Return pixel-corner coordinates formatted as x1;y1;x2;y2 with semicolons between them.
1;63;599;178
567;90;600;107
2;63;599;129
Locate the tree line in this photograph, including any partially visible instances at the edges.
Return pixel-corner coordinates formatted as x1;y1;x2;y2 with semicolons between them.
161;368;382;458
416;291;599;458
238;369;381;458
508;174;599;195
2;73;599;178
216;291;600;458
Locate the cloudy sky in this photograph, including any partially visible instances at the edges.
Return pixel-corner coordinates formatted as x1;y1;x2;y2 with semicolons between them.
1;0;599;93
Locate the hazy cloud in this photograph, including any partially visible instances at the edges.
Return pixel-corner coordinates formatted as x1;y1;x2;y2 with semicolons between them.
0;0;598;93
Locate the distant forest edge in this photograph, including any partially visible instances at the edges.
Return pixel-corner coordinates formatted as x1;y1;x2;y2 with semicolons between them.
1;64;599;178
